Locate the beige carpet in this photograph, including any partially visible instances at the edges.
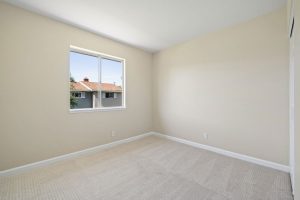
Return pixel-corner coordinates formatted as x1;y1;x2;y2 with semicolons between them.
0;136;293;200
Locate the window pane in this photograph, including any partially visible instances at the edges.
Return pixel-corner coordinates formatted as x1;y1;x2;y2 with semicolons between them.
69;49;125;111
101;58;123;107
69;52;99;109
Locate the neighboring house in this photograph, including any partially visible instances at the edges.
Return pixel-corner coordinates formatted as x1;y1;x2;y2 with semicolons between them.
70;78;122;109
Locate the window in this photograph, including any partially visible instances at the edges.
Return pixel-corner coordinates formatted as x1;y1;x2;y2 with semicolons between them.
72;92;85;98
103;92;114;99
69;46;125;111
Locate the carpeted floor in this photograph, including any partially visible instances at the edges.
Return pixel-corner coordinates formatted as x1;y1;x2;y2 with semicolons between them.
0;136;294;200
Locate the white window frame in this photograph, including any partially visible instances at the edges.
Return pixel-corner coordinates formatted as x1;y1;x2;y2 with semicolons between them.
69;45;126;113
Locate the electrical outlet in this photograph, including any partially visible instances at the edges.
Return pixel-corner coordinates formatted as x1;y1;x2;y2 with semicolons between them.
111;131;116;137
203;132;208;140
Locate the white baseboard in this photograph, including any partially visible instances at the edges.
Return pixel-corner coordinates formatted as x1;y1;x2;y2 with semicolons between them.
0;131;290;176
152;132;290;173
0;132;153;176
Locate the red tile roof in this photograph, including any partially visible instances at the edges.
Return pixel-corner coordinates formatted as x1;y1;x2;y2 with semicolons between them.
71;82;89;91
71;81;122;92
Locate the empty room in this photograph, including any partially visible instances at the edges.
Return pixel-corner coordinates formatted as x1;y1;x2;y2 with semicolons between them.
0;0;299;200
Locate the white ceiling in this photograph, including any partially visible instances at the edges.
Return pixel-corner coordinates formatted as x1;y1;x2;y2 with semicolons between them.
5;0;286;52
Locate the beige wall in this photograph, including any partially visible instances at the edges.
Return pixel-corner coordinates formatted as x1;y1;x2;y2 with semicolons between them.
0;3;152;171
153;7;289;165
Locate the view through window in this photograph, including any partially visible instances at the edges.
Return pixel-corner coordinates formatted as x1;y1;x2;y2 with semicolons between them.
69;49;124;110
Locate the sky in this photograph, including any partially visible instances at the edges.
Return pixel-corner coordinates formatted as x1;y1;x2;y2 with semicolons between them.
70;51;123;86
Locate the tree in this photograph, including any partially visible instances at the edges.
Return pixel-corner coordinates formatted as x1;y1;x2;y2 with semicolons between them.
70;76;78;108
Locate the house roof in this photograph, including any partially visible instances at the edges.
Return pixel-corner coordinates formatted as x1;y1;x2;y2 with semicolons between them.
71;81;122;92
71;82;90;91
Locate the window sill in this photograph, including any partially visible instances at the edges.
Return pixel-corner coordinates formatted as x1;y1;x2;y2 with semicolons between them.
69;106;126;113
